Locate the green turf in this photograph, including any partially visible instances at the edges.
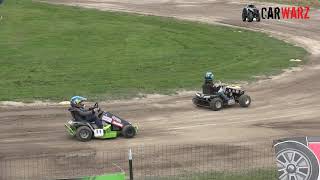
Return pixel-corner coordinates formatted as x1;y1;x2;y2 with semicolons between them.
0;0;307;101
142;169;278;180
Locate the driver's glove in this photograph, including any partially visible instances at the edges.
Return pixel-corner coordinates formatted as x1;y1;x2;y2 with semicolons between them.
218;87;225;93
93;108;98;114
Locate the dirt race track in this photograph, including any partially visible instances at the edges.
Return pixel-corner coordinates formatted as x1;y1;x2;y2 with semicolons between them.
0;0;320;172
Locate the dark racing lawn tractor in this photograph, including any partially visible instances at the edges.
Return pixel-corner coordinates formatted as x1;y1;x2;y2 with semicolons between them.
242;4;260;22
64;103;138;142
192;82;251;111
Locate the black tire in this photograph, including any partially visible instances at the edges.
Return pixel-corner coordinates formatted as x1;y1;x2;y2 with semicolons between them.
192;97;200;107
242;8;247;22
76;126;93;142
275;141;319;180
248;11;254;22
122;125;136;138
239;94;251;107
210;98;223;111
256;11;261;22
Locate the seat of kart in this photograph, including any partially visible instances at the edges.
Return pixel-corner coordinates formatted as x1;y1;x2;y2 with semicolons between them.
68;109;111;129
69;110;93;123
69;111;76;120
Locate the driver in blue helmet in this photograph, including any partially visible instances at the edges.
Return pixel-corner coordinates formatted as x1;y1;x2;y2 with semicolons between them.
68;96;103;129
202;72;234;104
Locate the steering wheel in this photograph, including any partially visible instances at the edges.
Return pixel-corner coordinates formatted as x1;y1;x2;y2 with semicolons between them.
215;80;222;87
93;102;99;109
90;102;99;111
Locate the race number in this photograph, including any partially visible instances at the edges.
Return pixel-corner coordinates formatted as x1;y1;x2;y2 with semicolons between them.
94;129;104;137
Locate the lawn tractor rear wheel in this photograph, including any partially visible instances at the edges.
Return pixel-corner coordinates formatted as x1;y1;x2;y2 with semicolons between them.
192;97;201;107
210;98;223;111
242;8;247;22
256;10;261;22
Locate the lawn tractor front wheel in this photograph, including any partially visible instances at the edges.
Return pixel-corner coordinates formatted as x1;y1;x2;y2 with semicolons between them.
210;98;223;111
239;94;251;107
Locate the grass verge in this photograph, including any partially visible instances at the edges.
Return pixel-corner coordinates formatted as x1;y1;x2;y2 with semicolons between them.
142;169;278;180
0;0;307;101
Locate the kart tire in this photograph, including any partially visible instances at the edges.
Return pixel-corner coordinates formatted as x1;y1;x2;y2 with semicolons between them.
242;8;247;21
275;141;319;180
248;11;254;22
210;98;223;111
122;125;136;138
239;94;251;107
76;126;93;142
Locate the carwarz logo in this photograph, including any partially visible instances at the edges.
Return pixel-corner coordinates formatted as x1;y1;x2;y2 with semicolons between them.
242;4;311;22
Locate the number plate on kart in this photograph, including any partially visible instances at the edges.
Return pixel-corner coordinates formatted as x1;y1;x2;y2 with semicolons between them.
94;129;104;137
68;120;73;125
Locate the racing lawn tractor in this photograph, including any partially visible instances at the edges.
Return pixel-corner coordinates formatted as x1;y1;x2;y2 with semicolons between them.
192;81;251;111
242;4;261;22
65;103;138;142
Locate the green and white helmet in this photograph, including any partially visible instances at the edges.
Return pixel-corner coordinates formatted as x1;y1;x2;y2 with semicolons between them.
205;72;214;81
70;96;87;107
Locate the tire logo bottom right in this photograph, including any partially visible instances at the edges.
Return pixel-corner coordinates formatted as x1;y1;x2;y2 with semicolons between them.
274;137;320;180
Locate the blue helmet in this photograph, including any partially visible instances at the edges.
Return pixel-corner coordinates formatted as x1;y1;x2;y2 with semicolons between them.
70;96;87;107
205;72;214;81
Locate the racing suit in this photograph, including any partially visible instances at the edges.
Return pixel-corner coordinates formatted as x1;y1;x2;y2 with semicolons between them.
202;81;230;101
68;106;103;128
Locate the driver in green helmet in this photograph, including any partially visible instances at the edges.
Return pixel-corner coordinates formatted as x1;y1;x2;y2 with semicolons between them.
68;96;103;129
202;72;234;105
